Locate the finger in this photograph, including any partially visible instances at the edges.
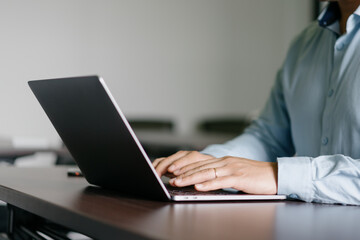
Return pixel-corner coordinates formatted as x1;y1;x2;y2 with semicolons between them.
166;151;213;173
155;151;189;176
157;151;211;176
152;157;165;168
180;160;226;177
173;158;218;176
152;150;190;168
170;168;216;187
195;176;235;191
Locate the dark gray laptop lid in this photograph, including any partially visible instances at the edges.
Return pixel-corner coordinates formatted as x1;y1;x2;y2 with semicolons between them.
28;76;170;201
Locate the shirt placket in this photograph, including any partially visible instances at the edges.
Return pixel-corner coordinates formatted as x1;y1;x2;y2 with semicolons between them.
320;35;346;155
320;14;359;155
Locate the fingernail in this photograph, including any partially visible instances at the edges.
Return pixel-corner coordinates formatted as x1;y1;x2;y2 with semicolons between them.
173;170;180;175
169;178;175;184
175;178;182;184
168;165;175;172
196;184;203;188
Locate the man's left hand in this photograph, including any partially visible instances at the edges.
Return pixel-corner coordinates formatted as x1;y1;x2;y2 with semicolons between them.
169;156;278;195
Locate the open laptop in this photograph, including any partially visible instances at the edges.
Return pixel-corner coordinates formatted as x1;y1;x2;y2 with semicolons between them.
28;76;286;202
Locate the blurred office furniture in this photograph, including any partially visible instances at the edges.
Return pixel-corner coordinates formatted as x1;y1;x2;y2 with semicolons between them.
55;145;76;165
0;144;84;239
0;137;66;165
128;118;180;159
197;116;252;135
136;131;235;153
0;137;18;165
0;136;74;166
0;146;73;167
127;117;249;159
128;118;174;132
0;137;70;235
0;115;252;164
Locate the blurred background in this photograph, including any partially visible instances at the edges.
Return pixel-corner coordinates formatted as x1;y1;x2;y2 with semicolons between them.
0;1;324;235
0;0;323;163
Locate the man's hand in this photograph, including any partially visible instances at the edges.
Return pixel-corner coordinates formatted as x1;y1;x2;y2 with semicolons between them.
153;151;278;195
153;151;213;177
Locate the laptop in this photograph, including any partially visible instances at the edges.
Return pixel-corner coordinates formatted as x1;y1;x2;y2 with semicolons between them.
28;76;286;201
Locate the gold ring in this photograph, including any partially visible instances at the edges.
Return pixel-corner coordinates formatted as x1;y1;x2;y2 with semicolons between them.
213;168;218;178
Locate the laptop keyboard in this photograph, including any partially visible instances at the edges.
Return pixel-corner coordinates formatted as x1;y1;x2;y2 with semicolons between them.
166;184;241;196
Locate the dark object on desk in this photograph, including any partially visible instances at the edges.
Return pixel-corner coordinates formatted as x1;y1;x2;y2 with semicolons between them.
198;116;251;135
67;168;83;177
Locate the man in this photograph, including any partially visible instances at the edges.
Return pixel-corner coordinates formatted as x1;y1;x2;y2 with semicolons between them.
153;0;360;205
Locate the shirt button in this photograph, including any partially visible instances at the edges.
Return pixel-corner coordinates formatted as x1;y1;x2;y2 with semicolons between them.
336;42;345;50
289;194;299;199
328;89;334;97
322;137;328;145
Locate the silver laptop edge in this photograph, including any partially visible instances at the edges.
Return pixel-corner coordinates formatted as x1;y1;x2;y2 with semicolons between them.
172;194;287;201
98;77;172;200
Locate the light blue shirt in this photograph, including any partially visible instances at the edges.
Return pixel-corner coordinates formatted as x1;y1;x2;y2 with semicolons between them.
201;3;360;205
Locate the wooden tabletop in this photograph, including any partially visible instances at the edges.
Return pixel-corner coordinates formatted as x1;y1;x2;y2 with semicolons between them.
0;167;359;240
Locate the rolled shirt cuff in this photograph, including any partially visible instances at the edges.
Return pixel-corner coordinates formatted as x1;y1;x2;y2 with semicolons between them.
277;156;313;202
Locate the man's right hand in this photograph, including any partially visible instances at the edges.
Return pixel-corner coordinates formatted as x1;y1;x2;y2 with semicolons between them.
153;151;214;177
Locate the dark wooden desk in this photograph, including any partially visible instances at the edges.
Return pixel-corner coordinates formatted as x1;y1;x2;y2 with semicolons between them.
0;167;359;240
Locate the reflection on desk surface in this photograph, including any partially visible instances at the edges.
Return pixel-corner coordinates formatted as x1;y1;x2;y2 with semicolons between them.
74;186;360;240
74;186;278;240
274;202;360;240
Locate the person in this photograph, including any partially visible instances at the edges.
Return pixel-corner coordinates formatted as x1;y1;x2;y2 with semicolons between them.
153;0;360;205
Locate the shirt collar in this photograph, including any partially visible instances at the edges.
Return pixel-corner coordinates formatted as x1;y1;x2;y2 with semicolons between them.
354;4;360;17
318;2;340;28
318;3;360;35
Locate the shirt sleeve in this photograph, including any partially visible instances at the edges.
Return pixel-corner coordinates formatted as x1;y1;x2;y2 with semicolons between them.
201;68;295;162
278;155;360;205
200;67;360;205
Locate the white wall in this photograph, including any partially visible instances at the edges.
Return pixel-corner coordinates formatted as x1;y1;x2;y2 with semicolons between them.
0;0;312;143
